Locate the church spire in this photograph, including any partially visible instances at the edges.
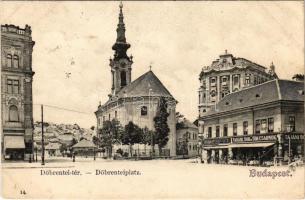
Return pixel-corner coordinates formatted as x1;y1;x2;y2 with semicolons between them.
112;1;131;60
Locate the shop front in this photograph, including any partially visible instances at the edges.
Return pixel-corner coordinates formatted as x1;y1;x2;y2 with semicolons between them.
202;132;304;166
3;135;26;160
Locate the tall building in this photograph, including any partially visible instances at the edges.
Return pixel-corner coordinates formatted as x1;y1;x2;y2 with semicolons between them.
95;3;177;156
1;24;35;160
200;79;304;165
198;51;277;119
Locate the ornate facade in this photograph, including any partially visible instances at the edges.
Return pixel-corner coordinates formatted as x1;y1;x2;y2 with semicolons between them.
95;3;177;156
1;24;35;160
198;51;277;119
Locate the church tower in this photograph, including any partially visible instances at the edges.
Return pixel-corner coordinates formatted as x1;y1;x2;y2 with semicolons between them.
110;2;133;96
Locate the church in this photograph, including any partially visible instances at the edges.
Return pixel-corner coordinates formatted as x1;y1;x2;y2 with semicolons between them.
95;3;177;157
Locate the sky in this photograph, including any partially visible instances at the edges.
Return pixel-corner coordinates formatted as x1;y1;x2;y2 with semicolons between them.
1;1;304;128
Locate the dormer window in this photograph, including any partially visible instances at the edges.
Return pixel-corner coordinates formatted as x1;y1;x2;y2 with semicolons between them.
141;106;147;116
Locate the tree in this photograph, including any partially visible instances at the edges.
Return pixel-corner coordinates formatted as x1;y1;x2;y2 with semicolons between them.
292;74;304;81
142;127;155;155
154;97;170;156
176;112;185;129
177;132;189;158
122;121;142;157
92;135;100;147
98;119;123;158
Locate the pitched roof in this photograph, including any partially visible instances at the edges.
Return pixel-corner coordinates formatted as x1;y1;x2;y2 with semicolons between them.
72;139;96;148
205;79;304;116
45;142;61;150
116;70;175;99
177;119;198;130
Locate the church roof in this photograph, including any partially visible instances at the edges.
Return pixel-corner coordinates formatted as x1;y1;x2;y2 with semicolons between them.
116;70;175;99
203;79;304;117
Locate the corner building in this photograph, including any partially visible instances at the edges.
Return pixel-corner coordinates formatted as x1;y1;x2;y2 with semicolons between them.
201;79;304;165
1;24;35;160
95;3;177;156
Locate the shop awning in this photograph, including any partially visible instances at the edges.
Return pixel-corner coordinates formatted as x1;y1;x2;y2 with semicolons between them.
229;142;275;148
203;145;229;150
4;136;25;149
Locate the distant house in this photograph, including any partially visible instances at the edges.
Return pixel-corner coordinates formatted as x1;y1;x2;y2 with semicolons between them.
72;139;97;156
45;142;61;156
176;119;199;157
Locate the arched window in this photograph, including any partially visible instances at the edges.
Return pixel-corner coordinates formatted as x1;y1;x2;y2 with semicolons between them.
120;71;127;87
13;55;19;68
9;105;19;122
141;106;147;116
7;54;12;68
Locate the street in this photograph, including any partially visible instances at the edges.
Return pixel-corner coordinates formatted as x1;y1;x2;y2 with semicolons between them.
2;158;304;199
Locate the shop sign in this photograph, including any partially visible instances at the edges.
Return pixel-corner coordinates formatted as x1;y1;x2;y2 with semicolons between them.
232;134;277;143
203;137;231;145
284;134;304;141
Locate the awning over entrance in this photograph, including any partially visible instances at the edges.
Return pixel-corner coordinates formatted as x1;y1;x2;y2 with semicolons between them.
203;145;229;150
4;136;25;149
229;142;275;148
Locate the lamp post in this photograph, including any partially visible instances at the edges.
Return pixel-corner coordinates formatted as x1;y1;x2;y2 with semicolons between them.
41;105;45;165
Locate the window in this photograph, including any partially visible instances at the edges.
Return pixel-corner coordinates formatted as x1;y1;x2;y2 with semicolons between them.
223;124;228;137
7;54;12;68
261;119;267;133
289;116;295;132
7;79;19;94
216;126;220;137
255;120;260;134
120;71;127;87
233;76;239;86
140;106;148;116
102;116;105;122
108;113;111;120
245;75;250;85
211;78;216;84
13;55;19;68
243;121;248;135
9;105;19;122
208;127;212;138
115;111;118;118
268;118;274;132
233;123;237;136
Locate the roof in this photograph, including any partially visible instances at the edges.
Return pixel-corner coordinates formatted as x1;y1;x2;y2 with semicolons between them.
204;79;304;116
45;142;61;150
116;70;175;99
177;119;198;130
72;139;96;148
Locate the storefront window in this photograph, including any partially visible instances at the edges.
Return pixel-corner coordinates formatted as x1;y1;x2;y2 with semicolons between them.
243;121;248;135
289;116;295;132
261;119;267;133
223;124;228;137
208;127;212;138
216;126;220;137
255;120;260;134
233;123;237;136
268;118;274;132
